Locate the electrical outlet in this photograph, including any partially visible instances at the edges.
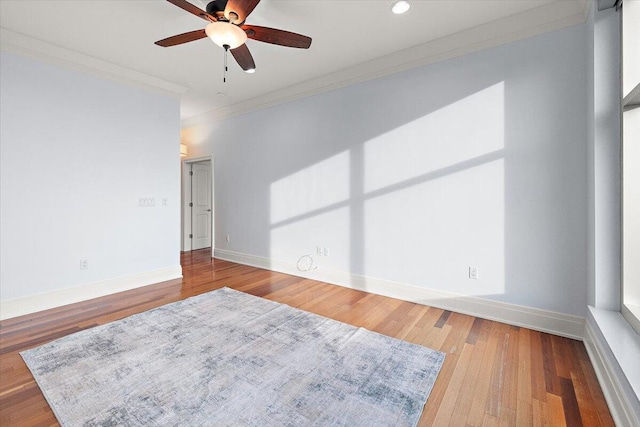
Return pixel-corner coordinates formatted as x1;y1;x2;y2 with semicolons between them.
162;197;168;206
323;247;329;256
469;266;479;280
317;246;322;255
80;260;88;270
138;197;156;208
225;234;230;242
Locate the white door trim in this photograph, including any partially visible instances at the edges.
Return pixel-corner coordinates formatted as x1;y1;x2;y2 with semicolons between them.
181;156;214;258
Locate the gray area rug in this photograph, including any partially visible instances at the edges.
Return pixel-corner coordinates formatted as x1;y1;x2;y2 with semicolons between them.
21;287;445;426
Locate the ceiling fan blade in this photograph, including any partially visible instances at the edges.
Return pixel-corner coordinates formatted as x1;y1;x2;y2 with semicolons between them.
230;43;256;71
242;25;311;49
224;0;260;24
155;29;207;47
166;0;216;22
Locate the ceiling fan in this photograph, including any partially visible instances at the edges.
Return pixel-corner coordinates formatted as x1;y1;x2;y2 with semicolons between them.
155;0;312;75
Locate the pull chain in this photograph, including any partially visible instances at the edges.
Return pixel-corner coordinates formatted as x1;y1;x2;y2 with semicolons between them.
223;44;230;83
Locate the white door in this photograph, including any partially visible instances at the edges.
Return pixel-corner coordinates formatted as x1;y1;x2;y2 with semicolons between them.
191;162;212;250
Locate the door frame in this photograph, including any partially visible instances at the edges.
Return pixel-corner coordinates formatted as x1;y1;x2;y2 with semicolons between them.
181;156;214;258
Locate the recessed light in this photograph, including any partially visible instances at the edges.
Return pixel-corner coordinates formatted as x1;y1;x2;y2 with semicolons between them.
391;0;411;14
217;92;227;96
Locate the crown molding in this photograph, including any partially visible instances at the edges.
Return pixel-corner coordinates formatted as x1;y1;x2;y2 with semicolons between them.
0;27;188;99
0;0;590;125
182;0;590;128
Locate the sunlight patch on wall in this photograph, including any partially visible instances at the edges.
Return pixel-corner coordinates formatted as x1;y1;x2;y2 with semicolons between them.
364;82;504;193
267;81;506;298
363;158;505;296
270;150;350;224
270;206;351;271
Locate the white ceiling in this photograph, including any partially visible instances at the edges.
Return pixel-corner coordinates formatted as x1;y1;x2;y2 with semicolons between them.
0;0;589;125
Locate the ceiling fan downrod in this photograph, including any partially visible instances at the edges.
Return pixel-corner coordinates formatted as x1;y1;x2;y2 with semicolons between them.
223;44;230;83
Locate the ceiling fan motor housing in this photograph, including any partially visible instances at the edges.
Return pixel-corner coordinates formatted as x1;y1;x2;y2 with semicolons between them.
206;0;228;15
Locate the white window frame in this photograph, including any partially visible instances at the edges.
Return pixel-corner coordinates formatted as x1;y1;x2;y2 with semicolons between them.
620;0;640;334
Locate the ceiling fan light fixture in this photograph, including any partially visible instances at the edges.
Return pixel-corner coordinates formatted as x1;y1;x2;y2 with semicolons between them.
245;68;256;73
391;0;411;14
205;21;247;49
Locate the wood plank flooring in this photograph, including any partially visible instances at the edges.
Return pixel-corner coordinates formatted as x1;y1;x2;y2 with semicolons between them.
0;249;615;426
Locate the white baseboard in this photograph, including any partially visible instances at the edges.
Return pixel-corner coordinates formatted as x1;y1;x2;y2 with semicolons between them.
214;249;585;340
0;266;183;321
584;309;640;427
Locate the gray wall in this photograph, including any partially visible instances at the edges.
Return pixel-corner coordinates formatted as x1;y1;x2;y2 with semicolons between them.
189;22;590;316
0;52;181;301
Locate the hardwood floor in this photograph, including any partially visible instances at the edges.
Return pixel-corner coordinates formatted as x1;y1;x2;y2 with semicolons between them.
0;249;615;426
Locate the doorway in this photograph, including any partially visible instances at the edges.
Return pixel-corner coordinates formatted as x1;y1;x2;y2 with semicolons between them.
182;158;214;255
